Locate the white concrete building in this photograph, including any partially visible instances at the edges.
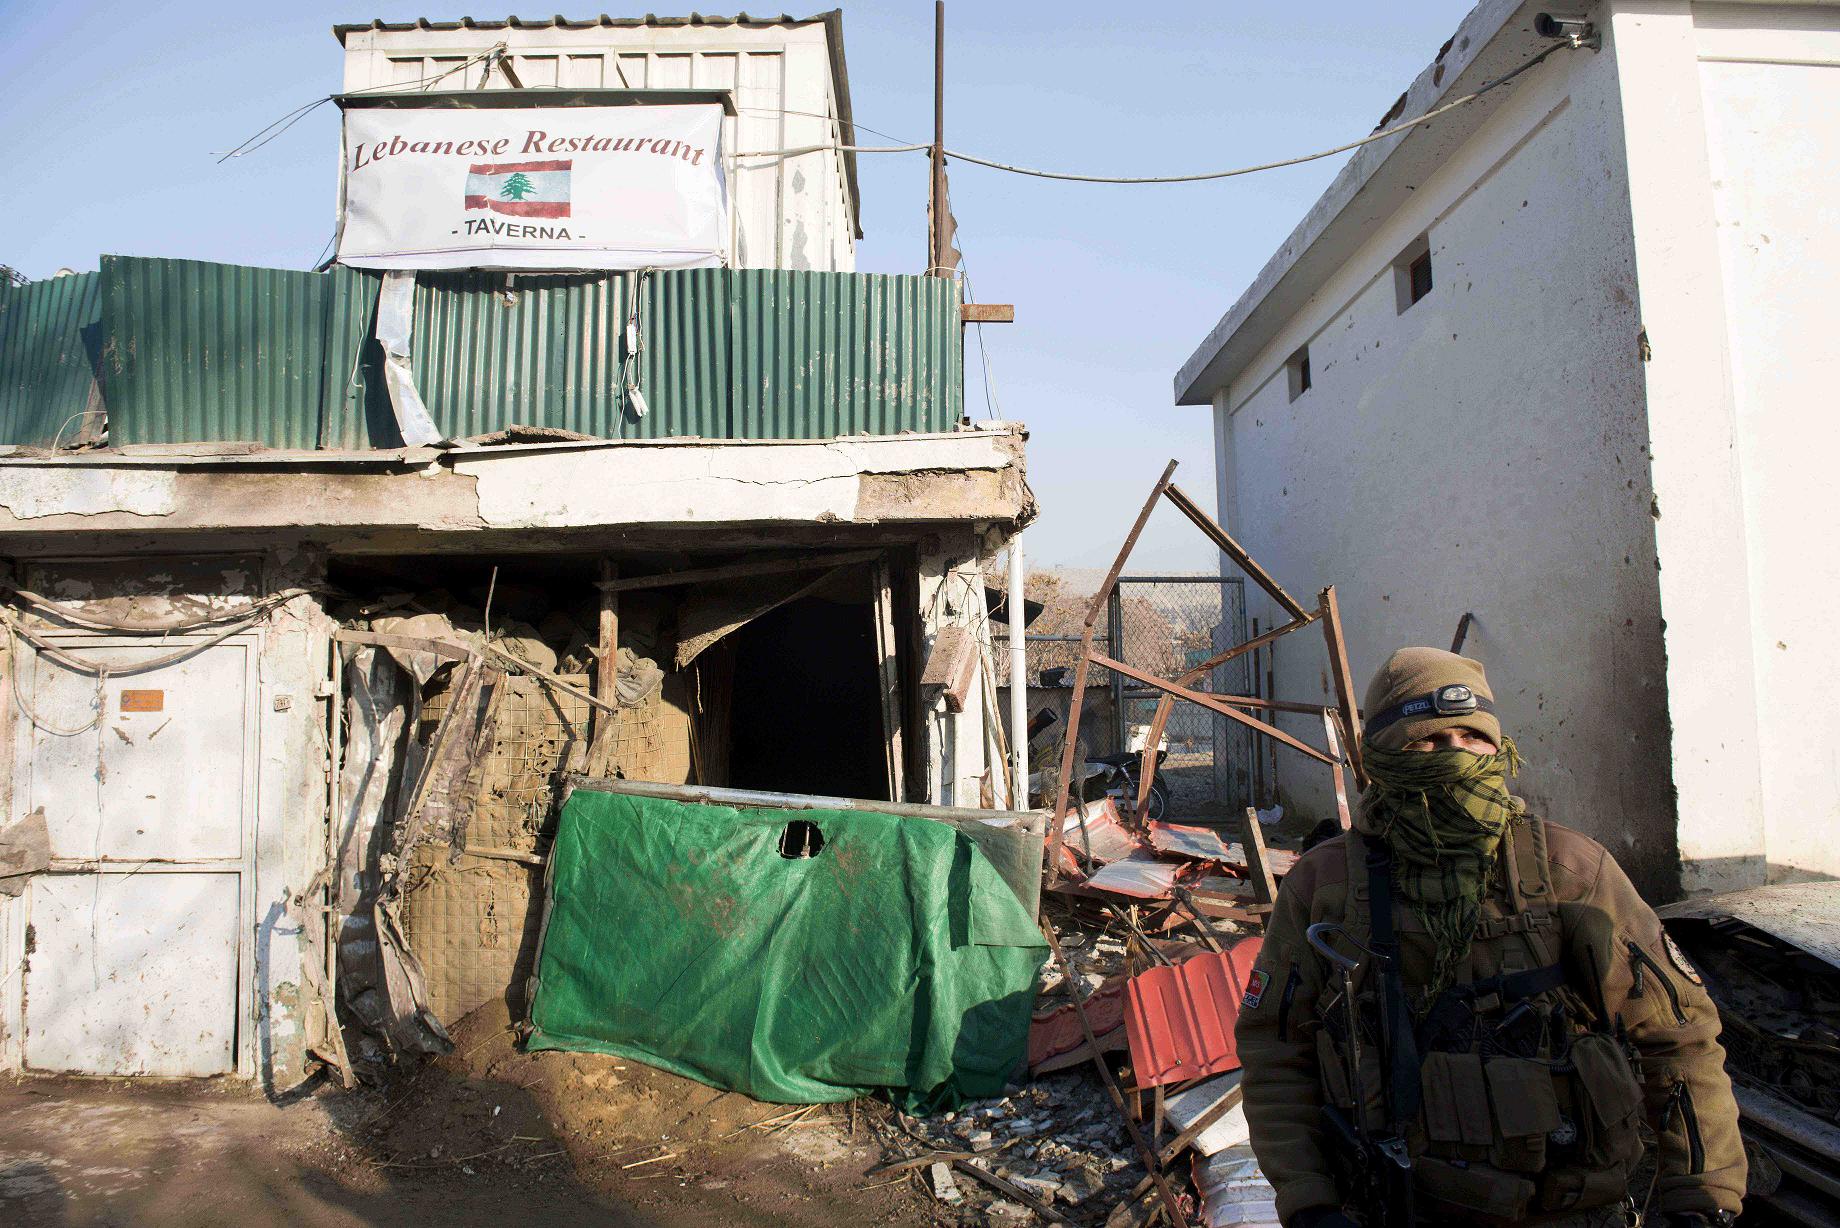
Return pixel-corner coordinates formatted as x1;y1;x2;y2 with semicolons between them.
337;12;862;271
1175;0;1840;898
0;12;1032;1090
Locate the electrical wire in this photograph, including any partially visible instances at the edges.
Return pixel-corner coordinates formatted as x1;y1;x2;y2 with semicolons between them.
216;44;505;164
2;584;311;633
737;41;1572;184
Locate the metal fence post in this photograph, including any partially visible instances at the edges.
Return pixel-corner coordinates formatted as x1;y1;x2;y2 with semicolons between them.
1107;585;1125;755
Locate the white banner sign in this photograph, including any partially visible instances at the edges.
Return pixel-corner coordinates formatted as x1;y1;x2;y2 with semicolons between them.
336;102;727;271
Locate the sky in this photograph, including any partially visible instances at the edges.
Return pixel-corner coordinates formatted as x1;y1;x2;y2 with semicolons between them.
1;0;1475;571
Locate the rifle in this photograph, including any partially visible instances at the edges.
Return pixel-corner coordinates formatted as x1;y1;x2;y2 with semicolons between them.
1307;921;1415;1228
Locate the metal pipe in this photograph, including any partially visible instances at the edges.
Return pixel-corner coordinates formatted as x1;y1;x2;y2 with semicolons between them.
1008;536;1027;807
563;773;1046;833
930;2;946;276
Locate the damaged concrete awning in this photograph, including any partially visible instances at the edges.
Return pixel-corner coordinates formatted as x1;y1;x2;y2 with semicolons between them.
0;429;1034;555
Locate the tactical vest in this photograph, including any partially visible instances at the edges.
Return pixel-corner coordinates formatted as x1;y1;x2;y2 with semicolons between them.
1314;815;1648;1223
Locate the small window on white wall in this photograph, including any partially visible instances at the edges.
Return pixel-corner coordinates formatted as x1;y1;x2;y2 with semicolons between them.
1286;345;1312;401
1393;234;1433;313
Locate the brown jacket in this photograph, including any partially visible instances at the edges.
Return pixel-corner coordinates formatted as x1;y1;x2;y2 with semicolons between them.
1235;817;1744;1224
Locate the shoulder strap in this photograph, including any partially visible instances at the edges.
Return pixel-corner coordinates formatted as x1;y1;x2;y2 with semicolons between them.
1363;834;1423;1127
1499;815;1560;965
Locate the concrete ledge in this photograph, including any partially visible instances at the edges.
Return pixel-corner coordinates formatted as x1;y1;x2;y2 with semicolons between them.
0;429;1033;553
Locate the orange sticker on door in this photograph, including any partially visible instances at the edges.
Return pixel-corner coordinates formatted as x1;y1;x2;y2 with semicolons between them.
119;690;165;713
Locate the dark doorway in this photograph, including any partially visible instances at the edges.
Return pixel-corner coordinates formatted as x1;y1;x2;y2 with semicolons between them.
726;595;889;801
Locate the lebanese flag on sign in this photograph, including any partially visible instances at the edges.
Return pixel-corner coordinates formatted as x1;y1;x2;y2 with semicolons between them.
464;160;572;218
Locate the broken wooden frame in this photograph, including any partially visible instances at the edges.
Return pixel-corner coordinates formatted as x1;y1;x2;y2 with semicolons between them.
1046;459;1368;889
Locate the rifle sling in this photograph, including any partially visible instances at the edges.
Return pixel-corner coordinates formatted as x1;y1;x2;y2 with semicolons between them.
1364;836;1424;1126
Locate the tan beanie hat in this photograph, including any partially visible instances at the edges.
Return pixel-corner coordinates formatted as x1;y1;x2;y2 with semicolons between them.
1361;646;1501;751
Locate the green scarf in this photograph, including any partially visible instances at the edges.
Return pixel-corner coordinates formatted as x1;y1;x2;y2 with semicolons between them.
1359;738;1523;1003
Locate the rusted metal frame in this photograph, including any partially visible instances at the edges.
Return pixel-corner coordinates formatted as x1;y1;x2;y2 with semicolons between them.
1319;586;1366;789
1040;917;1190;1228
1162;482;1307;621
1241;807;1279;909
1321;709;1353;830
1128;610;1321;821
598;548;882;593
1092;653;1336;767
1047;460;1179;887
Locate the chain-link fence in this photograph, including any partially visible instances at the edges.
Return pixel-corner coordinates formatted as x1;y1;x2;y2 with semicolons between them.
1112;576;1250;819
993;573;1250;821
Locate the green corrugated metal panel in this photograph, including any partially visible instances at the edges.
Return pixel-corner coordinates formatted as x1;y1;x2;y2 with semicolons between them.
102;256;338;449
399;269;728;440
0;272;103;447
62;258;961;447
729;271;961;439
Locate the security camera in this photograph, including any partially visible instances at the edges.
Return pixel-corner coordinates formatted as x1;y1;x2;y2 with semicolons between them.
1534;13;1599;48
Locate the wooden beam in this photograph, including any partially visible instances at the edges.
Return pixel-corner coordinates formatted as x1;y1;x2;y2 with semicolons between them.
1242;807;1279;910
960;303;1015;323
1162;483;1307;620
589;560;620;775
598;549;881;593
331;629;475;661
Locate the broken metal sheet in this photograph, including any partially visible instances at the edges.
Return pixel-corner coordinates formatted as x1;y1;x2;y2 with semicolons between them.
1164;1070;1250;1156
1084;850;1183;900
1192;1145;1280;1227
1057;797;1140;872
0;806;49;897
1123;937;1264;1088
1146;822;1300;878
1659;882;1840;971
375;270;446;448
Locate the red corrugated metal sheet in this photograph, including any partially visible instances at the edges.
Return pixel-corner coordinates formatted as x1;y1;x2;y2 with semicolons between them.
1124;937;1264;1089
1027;973;1129;1075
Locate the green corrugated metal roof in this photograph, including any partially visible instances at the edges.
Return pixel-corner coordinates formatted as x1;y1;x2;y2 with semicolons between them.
0;272;103;448
67;256;961;449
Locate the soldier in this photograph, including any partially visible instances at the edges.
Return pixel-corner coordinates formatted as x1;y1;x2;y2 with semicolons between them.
1235;647;1744;1227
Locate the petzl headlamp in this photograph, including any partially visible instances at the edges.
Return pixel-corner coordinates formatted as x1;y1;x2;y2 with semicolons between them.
1365;684;1495;737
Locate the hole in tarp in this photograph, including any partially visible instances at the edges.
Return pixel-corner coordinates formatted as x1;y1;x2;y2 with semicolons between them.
778;819;825;859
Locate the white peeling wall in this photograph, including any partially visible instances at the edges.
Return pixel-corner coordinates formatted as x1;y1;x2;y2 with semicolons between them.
1213;40;1684;895
340;21;857;271
1691;4;1840;881
0;551;333;1087
919;528;1011;808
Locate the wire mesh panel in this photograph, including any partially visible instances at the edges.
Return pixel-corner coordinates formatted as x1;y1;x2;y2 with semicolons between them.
1113;576;1251;820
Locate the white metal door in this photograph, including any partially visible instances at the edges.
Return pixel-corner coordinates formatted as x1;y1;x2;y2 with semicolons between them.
11;635;258;1076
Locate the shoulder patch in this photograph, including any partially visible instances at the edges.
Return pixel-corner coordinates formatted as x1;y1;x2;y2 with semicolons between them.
1242;968;1270;1010
1663;932;1704;986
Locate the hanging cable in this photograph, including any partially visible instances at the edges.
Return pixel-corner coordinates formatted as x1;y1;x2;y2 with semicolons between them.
216;44;505;163
736;42;1571;184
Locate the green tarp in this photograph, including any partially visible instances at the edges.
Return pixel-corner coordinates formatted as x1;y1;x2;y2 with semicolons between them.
527;789;1047;1109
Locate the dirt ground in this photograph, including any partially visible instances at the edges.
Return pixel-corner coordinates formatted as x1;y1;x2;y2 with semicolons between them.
0;1001;946;1228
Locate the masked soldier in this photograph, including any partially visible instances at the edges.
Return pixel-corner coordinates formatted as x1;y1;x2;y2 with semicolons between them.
1235;647;1744;1227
